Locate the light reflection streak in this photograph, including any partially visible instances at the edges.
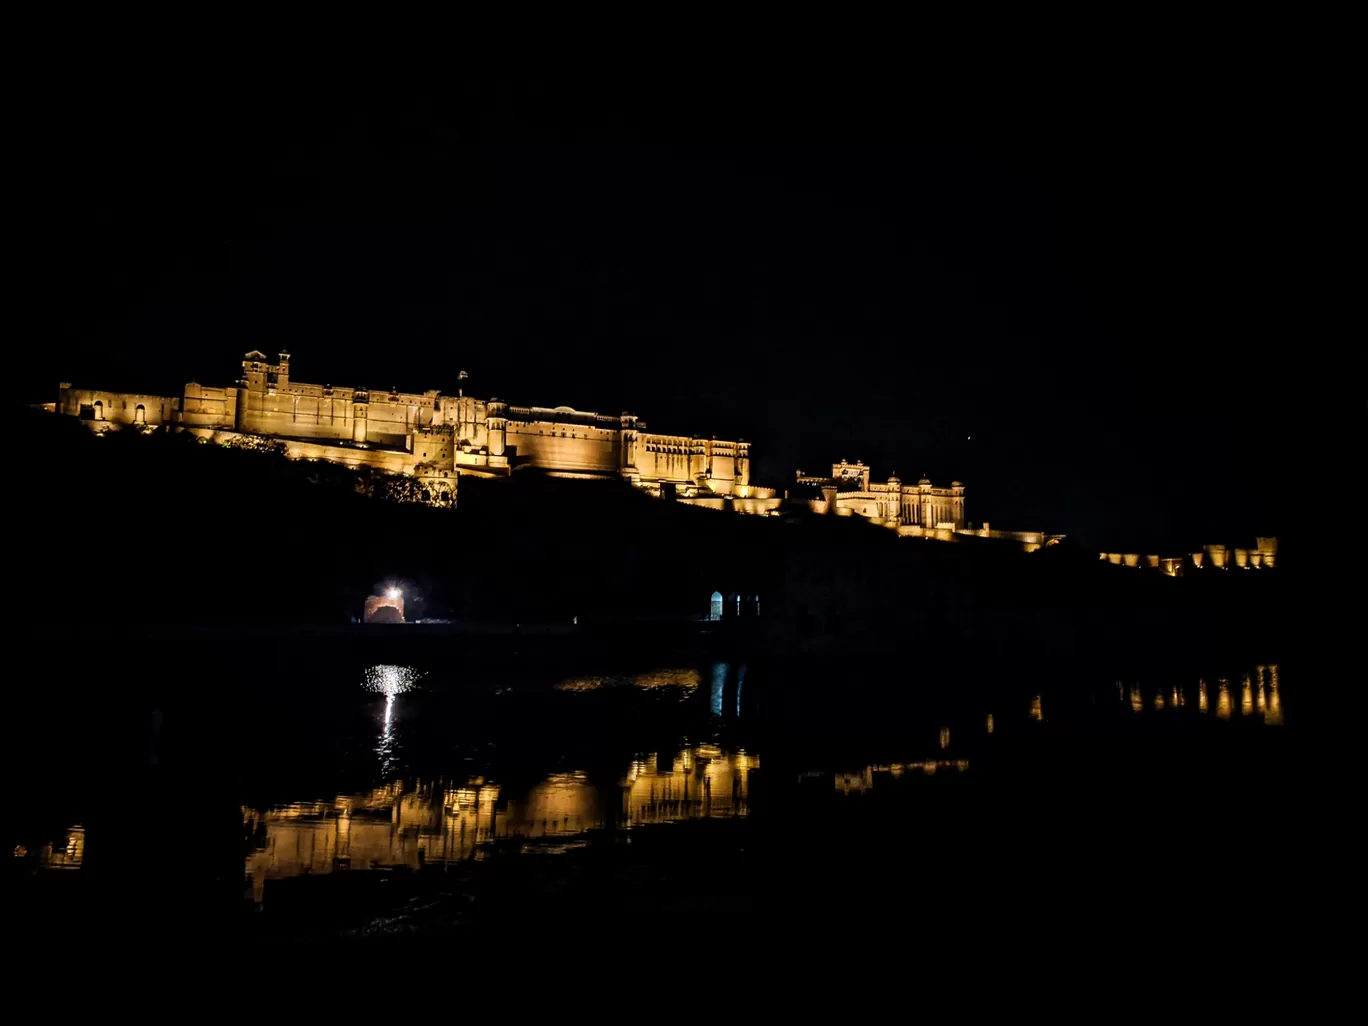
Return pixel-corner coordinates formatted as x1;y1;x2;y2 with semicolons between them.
1267;680;1284;726
1120;665;1281;726
710;662;727;716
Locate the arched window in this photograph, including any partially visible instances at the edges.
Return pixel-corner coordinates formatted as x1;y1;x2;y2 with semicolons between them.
134;403;146;425
710;591;723;621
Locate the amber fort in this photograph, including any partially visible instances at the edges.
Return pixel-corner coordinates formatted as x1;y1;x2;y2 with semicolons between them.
49;350;1058;548
49;349;1275;566
54;350;776;510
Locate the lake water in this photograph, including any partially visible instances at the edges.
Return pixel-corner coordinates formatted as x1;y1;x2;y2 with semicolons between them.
13;653;1295;945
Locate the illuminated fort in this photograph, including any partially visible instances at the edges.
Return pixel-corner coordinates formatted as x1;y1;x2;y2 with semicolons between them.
50;351;1102;552
792;459;1065;550
797;459;967;531
54;350;775;508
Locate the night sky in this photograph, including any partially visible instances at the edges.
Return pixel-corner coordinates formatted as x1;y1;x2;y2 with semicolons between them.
21;79;1299;550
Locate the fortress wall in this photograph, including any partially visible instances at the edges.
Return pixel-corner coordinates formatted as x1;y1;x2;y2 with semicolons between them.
733;497;782;515
278;438;413;474
238;389;437;448
443;396;490;448
237;393;355;442
361;397;437;448
636;445;696;484
58;387;177;426
836;493;897;520
270;382;359;402
182;428;415;474
675;496;782;515
506;421;621;472
178;383;236;428
411;426;454;469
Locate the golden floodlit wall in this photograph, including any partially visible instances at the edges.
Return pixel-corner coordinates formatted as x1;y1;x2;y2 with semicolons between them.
505;415;623;475
178;382;237;428
56;386;178;427
235;351;440;449
53;350;754;501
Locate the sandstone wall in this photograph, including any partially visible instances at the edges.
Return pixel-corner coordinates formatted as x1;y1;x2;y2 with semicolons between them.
179;383;236;428
57;387;177;426
238;387;438;449
506;420;622;474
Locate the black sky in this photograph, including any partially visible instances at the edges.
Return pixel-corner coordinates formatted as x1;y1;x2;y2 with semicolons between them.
21;75;1309;550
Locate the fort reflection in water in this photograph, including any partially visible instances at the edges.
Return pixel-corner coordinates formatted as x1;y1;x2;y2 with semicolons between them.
243;747;755;904
32;663;1283;895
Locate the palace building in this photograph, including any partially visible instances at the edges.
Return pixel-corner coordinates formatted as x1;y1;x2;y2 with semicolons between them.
54;350;773;507
795;460;966;530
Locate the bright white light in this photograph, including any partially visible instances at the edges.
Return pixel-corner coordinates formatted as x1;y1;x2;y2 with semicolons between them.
384;694;394;724
386;587;401;600
363;664;422;698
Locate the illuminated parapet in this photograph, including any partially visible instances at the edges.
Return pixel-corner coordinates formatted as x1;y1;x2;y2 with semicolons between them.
1204;544;1228;569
